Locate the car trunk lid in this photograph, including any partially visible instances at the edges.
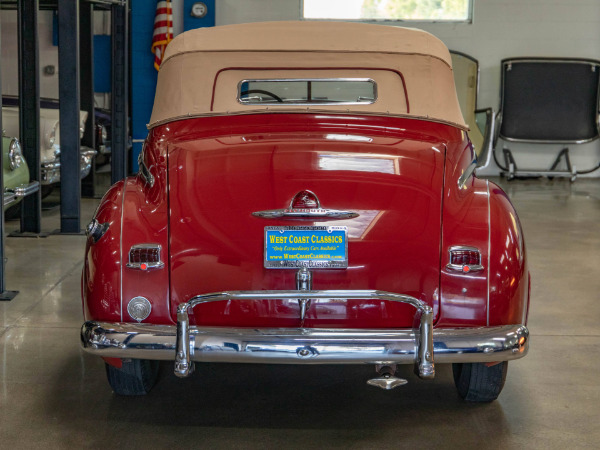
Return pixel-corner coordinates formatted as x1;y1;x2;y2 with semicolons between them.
168;127;445;328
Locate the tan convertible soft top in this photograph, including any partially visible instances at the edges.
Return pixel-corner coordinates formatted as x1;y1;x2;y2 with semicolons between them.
149;21;467;130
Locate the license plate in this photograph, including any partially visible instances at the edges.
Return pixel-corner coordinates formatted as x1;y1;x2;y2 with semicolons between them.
264;226;348;269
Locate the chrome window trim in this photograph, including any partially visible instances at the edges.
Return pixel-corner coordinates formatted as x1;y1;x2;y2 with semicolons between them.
237;78;378;106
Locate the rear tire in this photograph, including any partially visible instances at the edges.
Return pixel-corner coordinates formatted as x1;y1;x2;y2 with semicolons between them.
452;362;508;402
105;359;159;396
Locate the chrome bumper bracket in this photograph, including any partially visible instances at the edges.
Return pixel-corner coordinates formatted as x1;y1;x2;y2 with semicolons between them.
173;290;435;380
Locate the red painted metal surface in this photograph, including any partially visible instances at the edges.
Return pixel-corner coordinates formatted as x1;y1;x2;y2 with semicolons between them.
82;114;528;329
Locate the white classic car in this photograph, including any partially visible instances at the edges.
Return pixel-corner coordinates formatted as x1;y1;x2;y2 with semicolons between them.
2;104;96;186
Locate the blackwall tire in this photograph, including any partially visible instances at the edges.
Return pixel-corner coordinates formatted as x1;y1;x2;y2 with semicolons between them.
105;359;159;396
452;362;508;402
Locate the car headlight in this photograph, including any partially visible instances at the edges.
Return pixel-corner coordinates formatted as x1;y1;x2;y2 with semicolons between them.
8;138;23;170
101;125;108;142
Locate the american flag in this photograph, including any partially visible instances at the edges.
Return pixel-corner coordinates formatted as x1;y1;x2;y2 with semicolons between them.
152;0;173;71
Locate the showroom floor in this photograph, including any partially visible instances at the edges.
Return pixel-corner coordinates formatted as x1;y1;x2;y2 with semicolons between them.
0;178;598;449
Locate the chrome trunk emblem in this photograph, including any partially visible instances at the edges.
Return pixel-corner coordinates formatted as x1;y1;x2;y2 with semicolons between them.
252;190;359;220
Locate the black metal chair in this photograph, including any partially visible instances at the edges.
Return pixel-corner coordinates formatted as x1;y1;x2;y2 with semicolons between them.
494;57;600;181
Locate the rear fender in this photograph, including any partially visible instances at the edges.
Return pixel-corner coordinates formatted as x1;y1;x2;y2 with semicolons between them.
83;138;170;324
120;142;171;325
488;182;528;326
438;138;489;326
82;181;125;322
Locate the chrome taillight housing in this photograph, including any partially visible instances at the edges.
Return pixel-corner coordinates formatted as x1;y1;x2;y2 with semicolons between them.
446;246;483;273
126;244;164;270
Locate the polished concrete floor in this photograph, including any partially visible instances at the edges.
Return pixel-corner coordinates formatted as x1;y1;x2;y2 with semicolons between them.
0;178;599;449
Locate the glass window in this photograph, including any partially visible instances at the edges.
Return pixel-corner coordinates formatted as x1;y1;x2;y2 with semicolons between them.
303;0;472;23
238;79;377;105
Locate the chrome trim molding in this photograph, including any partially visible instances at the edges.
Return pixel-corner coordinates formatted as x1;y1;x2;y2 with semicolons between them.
446;245;484;272
3;181;40;207
486;181;491;326
3;192;17;207
13;181;40;197
253;190;359;220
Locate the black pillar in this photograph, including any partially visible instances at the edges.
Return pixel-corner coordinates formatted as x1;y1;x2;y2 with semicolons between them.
18;0;42;234
0;9;18;301
111;0;129;184
80;0;96;198
58;0;81;233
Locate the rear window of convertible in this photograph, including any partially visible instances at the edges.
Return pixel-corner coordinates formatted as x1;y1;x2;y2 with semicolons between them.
238;79;377;105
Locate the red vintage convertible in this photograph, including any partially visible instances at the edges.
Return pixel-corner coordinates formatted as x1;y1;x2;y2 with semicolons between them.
81;22;529;401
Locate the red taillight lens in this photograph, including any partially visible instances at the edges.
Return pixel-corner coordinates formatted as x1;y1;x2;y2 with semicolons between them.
127;244;164;270
291;190;320;209
447;247;483;272
450;249;480;266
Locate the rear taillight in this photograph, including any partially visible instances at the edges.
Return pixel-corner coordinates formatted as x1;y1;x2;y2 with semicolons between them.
447;246;483;273
126;244;164;270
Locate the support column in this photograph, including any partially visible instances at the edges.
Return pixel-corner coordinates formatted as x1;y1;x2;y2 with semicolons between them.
58;0;81;234
80;0;96;197
18;0;42;235
111;0;129;184
0;9;18;301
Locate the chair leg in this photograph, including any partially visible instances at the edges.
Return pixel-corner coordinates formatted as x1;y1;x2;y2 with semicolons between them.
502;148;517;180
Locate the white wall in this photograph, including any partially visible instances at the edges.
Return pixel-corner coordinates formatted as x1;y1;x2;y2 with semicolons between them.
1;11;59;99
3;1;599;175
212;0;600;176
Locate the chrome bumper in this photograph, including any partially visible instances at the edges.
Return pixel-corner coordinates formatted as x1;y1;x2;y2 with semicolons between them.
41;147;97;185
81;290;529;380
3;181;40;207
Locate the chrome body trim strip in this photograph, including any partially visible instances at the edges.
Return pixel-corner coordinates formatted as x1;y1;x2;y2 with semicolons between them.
252;208;359;220
119;180;126;323
13;181;40;197
3;181;40;207
3;192;17;207
81;320;529;367
486;181;491;326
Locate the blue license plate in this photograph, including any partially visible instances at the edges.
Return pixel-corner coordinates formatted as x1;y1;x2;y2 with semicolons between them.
264;226;348;269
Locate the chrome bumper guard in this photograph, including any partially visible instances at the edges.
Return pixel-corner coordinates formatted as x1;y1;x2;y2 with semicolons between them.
41;147;97;185
80;290;529;380
3;181;40;207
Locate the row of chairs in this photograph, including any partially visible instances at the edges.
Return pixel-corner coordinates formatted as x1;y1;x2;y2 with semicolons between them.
450;52;600;181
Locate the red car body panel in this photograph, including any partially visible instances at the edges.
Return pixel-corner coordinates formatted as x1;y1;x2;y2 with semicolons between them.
82;114;529;329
